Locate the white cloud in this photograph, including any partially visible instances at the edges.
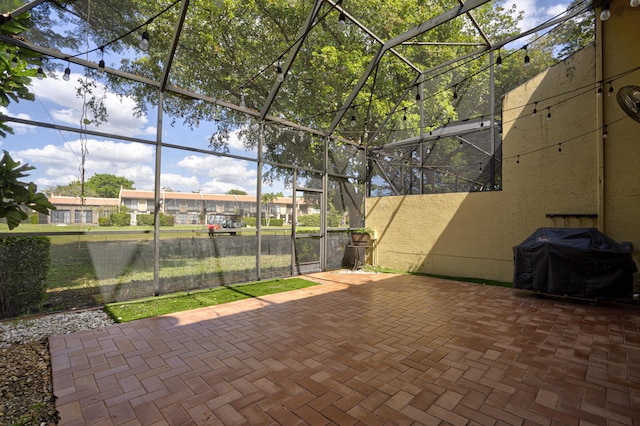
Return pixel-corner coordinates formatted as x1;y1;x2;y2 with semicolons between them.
14;139;155;189
160;173;200;191
177;154;256;193
503;0;569;31
28;72;149;137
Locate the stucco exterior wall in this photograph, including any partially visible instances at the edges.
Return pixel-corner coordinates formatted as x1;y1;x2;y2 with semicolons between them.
366;5;640;282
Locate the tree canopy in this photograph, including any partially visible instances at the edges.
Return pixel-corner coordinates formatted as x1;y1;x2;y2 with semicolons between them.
49;174;135;198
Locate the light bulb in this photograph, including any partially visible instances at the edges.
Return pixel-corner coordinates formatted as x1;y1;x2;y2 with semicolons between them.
597;86;603;98
524;53;530;66
36;67;44;79
350;115;356;127
631;0;640;7
98;59;105;75
139;30;149;51
5;48;10;59
600;2;611;21
276;64;284;82
63;66;71;81
496;54;502;69
240;93;246;108
338;12;346;31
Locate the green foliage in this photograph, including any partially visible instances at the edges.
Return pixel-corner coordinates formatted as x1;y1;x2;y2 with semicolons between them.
136;213;175;226
243;216;256;227
0;13;41;138
159;213;174;227
136;214;154;226
104;278;317;322
51;174;134;198
98;217;112;226
85;174;135;198
298;214;319;227
110;212;131;226
264;218;283;226
0;151;56;230
226;189;248;195
0;236;51;318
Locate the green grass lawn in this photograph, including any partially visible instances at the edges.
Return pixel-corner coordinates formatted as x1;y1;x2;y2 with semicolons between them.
104;278;317;322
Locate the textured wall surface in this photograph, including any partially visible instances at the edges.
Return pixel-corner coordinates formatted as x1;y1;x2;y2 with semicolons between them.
366;5;640;282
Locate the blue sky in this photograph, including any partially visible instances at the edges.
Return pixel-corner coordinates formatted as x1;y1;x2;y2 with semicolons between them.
0;0;569;196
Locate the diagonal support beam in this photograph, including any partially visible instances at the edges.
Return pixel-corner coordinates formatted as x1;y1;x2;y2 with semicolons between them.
326;0;491;138
260;0;324;121
159;0;190;91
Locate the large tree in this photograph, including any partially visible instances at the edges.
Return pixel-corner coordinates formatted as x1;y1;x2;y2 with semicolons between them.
50;174;134;198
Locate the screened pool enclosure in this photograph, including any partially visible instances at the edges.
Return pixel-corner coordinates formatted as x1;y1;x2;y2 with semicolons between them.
0;0;595;309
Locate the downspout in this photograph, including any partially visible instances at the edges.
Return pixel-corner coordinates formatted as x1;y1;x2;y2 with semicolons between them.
595;9;605;232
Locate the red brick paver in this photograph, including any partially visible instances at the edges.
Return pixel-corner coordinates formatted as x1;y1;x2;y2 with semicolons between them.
50;272;640;425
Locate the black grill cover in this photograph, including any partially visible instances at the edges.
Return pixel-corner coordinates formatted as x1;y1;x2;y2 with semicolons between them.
513;228;636;299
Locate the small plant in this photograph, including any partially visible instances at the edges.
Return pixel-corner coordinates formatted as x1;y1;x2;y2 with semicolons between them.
351;227;373;235
0;151;55;230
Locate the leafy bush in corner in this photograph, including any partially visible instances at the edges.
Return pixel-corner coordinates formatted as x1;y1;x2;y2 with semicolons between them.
110;212;131;226
98;217;112;226
0;236;51;318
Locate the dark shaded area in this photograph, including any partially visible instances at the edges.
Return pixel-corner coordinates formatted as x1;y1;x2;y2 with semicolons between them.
41;232;354;312
513;228;636;300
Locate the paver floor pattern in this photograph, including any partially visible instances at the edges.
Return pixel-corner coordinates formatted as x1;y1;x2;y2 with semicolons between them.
49;272;640;425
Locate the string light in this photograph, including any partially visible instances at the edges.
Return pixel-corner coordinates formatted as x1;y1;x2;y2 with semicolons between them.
496;49;502;69
516;155;520;164
532;102;537;116
632;0;640;7
36;66;44;79
524;46;530;67
600;1;611;21
546;107;551;120
5;48;10;59
603;125;608;139
139;30;150;51
608;82;614;97
240;89;246;108
452;84;458;100
350;107;357;127
558;143;562;152
597;84;603;98
338;12;346;31
63;64;71;81
276;62;284;82
97;47;105;75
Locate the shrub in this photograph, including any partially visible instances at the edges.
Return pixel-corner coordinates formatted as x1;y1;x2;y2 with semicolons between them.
110;212;131;226
243;217;256;227
0;236;51;318
136;214;154;226
264;218;284;226
98;217;112;226
298;214;320;227
159;213;175;227
136;213;175;226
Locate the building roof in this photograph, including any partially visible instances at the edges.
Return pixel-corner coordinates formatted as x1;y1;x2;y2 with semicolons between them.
48;195;120;207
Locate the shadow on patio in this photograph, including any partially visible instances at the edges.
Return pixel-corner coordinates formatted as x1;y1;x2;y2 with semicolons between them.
50;272;640;425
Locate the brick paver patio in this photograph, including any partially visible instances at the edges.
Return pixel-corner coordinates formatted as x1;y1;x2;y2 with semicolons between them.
49;272;640;425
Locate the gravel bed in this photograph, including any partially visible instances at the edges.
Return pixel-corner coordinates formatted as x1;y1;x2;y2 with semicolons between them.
0;309;115;425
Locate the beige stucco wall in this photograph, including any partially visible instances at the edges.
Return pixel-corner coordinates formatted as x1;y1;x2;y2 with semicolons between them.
366;4;640;282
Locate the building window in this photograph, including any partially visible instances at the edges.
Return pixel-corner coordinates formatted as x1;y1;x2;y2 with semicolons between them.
51;210;70;224
123;199;138;210
74;209;93;224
